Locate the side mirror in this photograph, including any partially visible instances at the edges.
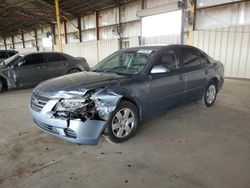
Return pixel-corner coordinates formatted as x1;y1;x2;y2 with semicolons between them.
17;60;25;67
151;65;170;74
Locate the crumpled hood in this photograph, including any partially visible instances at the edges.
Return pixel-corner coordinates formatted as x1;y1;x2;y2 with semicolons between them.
34;71;128;97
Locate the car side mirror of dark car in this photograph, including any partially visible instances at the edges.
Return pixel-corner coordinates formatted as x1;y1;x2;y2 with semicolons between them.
151;65;170;74
17;60;25;67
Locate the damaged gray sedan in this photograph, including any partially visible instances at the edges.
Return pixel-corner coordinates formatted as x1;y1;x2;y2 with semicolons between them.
29;45;224;145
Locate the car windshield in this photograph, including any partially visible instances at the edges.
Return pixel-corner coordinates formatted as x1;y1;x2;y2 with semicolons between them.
92;49;155;75
1;54;23;66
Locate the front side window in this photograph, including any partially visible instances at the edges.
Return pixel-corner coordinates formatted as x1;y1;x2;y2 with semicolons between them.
24;54;45;66
156;51;179;70
92;50;155;75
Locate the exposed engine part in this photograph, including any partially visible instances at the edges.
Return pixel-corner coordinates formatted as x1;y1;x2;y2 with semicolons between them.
54;88;122;122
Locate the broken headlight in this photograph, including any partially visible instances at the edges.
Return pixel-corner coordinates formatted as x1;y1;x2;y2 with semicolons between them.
56;98;87;111
94;100;117;120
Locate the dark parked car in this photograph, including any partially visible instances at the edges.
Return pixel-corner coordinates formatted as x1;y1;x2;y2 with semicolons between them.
29;45;224;145
0;52;90;91
0;50;18;62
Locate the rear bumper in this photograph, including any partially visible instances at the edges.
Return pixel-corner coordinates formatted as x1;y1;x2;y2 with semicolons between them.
29;104;107;145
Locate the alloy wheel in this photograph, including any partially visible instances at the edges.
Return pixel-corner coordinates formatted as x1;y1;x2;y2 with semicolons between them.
206;85;216;104
111;108;135;138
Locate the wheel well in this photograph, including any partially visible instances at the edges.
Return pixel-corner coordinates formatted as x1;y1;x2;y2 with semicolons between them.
67;68;81;73
210;77;219;89
120;97;141;120
0;76;7;90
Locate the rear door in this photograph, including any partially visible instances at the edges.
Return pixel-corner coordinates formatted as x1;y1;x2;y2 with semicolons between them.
180;47;209;102
45;53;67;78
13;53;47;87
146;48;186;114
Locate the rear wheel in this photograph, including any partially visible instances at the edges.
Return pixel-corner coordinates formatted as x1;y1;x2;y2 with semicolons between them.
68;68;81;74
200;81;217;107
106;101;139;143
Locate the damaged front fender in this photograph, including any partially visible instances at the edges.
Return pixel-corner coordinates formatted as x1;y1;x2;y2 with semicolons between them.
91;88;122;120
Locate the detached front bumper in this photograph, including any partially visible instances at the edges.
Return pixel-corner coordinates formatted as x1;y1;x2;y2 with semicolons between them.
29;103;108;145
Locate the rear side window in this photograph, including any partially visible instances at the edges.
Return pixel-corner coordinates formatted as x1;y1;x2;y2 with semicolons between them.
47;53;66;62
182;49;200;67
182;48;209;67
199;55;210;64
24;54;45;66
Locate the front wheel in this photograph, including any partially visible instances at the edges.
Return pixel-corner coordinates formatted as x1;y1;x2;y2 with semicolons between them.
106;101;139;143
200;81;217;107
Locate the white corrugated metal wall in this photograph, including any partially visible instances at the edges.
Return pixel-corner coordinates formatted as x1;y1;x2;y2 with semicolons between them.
55;39;119;67
193;26;250;78
194;1;250;78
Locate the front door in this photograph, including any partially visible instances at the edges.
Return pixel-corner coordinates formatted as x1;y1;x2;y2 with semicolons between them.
146;49;186;115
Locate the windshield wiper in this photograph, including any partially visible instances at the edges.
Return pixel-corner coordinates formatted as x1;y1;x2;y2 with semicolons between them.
91;69;131;76
111;71;132;76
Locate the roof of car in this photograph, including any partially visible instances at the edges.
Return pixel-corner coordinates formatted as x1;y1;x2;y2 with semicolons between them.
121;44;197;51
19;51;67;56
122;45;168;51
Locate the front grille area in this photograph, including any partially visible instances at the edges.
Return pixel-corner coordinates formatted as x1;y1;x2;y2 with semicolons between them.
36;121;59;135
31;92;50;112
64;128;77;138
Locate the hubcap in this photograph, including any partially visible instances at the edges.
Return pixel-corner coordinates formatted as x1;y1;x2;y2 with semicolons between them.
206;85;216;104
111;108;135;138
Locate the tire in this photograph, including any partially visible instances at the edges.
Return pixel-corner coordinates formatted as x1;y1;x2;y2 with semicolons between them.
68;68;81;74
200;81;217;107
0;79;3;92
106;101;139;143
